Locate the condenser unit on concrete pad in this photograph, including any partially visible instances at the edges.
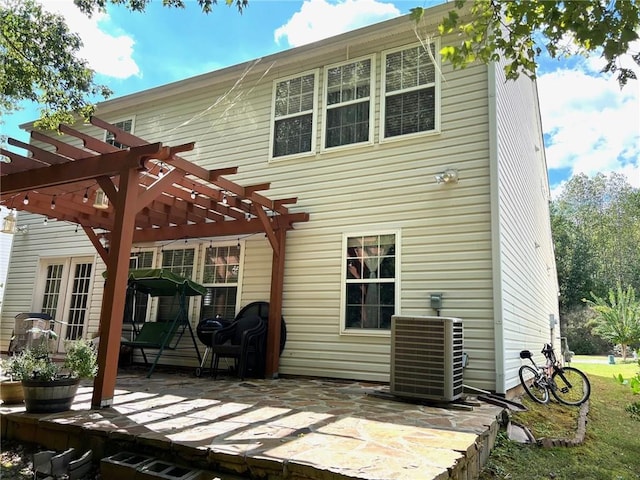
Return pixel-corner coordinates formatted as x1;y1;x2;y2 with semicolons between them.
390;315;464;402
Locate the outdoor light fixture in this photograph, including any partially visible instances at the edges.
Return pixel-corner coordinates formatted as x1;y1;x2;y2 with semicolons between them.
93;188;109;209
434;168;459;184
1;209;17;234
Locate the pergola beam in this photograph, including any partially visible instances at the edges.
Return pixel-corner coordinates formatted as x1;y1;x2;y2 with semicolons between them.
1;143;161;194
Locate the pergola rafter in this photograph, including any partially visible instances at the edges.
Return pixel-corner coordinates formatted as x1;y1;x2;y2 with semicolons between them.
0;117;309;408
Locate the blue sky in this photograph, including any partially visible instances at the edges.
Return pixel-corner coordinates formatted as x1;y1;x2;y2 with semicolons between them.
2;0;639;198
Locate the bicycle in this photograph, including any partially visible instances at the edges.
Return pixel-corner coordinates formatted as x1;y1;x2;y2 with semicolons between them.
518;343;591;406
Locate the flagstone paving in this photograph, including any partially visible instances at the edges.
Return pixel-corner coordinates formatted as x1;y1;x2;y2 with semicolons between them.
1;368;504;479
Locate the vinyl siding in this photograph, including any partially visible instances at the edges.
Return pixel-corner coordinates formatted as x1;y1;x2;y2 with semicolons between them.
3;12;505;391
490;62;560;394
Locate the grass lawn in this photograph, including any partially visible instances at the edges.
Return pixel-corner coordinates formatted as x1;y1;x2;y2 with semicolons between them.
479;358;640;480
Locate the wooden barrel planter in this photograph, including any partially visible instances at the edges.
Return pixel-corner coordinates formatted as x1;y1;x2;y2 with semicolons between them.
21;378;80;413
0;380;25;405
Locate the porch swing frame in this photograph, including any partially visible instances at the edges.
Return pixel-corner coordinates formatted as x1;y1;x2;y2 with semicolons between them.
120;268;204;377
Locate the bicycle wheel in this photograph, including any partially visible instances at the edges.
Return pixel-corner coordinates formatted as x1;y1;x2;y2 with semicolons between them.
550;366;591;406
519;365;549;404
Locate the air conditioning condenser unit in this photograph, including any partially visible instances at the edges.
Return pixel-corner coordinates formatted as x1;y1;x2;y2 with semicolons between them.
390;315;464;402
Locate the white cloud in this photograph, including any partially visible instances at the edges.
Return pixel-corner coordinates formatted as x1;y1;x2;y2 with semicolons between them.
538;60;640;190
39;0;140;79
274;0;400;47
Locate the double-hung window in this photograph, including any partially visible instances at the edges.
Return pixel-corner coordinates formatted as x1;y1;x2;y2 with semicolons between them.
200;244;241;320
127;251;155;327
158;248;195;322
382;43;439;139
271;71;318;159
324;57;374;149
343;232;398;331
105;118;134;149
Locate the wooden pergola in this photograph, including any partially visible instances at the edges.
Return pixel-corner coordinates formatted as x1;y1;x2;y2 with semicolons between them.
0;117;309;408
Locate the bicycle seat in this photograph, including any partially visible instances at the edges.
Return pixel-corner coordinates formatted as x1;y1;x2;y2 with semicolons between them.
519;350;533;359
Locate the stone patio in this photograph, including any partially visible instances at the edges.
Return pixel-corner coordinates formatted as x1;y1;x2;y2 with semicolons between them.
1;368;504;480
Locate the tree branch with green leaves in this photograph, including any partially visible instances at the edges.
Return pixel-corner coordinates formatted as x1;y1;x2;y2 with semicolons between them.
412;0;640;88
0;0;246;131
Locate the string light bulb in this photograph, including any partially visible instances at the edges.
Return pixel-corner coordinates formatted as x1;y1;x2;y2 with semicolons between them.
50;196;56;210
43;217;48;225
23;194;29;205
158;163;165;178
222;193;228;205
190;189;197;200
83;188;89;203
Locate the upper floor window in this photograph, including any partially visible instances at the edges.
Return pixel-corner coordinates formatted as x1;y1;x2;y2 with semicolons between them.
343;232;398;331
271;71;318;159
324;57;374;149
105;118;133;149
382;43;438;139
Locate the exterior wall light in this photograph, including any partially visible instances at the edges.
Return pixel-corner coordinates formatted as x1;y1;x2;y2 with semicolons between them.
1;209;27;234
1;209;17;234
434;168;459;184
93;188;109;209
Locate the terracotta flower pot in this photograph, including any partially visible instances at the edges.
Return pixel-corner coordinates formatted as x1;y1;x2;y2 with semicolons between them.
21;377;80;413
0;380;24;405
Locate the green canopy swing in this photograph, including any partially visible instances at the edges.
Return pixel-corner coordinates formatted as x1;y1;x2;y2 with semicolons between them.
119;269;205;377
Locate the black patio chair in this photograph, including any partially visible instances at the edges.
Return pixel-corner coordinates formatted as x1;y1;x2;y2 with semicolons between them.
210;314;267;379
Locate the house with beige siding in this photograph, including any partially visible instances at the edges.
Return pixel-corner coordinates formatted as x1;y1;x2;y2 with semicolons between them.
0;4;559;397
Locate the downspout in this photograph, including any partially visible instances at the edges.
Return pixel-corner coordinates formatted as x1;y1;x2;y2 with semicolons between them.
488;62;506;395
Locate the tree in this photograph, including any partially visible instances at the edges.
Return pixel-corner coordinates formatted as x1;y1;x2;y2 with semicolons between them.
0;0;246;130
412;0;640;88
553;173;640;310
551;173;640;354
0;0;112;130
584;284;640;361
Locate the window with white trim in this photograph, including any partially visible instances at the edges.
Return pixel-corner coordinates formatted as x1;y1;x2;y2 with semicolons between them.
127;251;154;326
324;57;374;148
200;244;241;320
344;233;397;330
105;119;133;149
271;72;317;158
382;43;438;138
157;248;195;322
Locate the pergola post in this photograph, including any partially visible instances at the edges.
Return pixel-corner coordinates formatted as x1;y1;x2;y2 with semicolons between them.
266;228;286;378
91;168;140;408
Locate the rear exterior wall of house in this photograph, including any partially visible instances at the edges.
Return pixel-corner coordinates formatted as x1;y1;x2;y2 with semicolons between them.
0;10;556;393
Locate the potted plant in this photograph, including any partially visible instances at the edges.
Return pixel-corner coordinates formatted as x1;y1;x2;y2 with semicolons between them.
0;358;25;405
3;332;98;413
